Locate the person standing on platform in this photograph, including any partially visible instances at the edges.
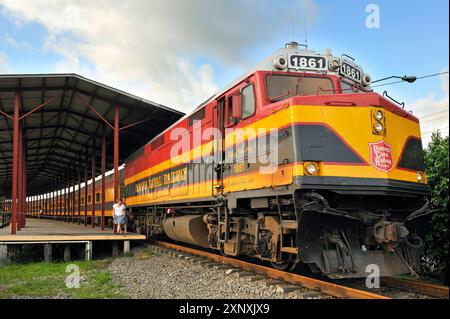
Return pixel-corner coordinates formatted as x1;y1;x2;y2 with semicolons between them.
112;199;126;235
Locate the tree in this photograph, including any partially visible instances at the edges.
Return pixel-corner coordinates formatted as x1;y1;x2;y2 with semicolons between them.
423;131;449;283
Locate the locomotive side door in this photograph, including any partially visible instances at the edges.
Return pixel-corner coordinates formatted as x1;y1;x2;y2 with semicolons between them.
222;78;258;194
212;97;226;196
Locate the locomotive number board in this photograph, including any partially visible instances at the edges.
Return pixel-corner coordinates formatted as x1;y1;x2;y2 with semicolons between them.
339;61;362;83
288;55;327;71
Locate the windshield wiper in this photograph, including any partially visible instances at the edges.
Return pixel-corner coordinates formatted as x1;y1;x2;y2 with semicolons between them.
294;71;307;95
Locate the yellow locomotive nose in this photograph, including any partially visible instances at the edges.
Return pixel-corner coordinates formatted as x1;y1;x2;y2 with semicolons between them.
289;94;427;187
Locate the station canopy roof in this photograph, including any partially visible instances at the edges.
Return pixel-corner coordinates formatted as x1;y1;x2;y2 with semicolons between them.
0;74;185;197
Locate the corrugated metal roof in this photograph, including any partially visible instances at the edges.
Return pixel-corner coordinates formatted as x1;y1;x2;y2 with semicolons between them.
0;74;184;196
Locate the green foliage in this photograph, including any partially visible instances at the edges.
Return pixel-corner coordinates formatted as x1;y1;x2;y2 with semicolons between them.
423;132;449;283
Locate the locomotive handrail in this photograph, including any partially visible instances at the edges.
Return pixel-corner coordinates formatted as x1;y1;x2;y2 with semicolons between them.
341;53;356;62
383;91;405;109
324;100;357;106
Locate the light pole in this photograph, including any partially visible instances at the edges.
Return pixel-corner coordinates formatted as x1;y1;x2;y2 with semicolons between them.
372;75;417;84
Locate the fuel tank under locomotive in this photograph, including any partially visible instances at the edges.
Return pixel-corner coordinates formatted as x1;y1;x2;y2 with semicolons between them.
162;215;210;248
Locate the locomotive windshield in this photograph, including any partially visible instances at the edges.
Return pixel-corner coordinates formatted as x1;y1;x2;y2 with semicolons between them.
266;74;334;102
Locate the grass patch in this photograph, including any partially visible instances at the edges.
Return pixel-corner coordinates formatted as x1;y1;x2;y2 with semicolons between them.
0;259;127;299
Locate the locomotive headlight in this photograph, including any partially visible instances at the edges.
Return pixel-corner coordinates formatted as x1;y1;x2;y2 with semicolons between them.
362;74;372;86
374;122;384;133
304;162;319;175
375;110;383;121
417;171;423;183
329;59;340;71
273;55;287;70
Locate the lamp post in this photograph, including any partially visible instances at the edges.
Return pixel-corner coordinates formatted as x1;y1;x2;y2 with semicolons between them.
372;75;417;84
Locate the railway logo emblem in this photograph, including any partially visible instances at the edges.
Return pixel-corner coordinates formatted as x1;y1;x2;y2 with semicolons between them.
369;140;393;172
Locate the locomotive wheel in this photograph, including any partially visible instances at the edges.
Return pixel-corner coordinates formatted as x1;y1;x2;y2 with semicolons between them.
270;236;295;271
270;259;294;271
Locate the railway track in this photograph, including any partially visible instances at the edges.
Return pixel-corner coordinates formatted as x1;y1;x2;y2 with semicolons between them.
154;241;387;299
380;277;449;299
153;241;448;299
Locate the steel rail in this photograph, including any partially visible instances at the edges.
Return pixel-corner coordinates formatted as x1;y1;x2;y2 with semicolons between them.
155;241;389;299
381;277;449;299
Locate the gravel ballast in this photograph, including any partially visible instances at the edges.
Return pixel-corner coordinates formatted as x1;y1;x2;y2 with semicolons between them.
108;247;327;299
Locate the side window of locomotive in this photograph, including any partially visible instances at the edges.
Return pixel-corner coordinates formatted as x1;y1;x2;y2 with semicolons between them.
241;84;255;119
226;95;234;126
189;107;206;126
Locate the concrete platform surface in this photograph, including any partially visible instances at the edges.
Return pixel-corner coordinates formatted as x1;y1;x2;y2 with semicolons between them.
0;219;146;242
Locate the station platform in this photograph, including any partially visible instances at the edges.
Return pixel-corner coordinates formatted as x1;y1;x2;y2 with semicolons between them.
0;218;146;242
0;219;146;263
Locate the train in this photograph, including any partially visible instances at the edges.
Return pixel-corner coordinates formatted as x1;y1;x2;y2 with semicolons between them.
14;42;432;279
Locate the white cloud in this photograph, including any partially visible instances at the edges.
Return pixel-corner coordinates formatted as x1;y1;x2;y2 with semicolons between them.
0;51;8;73
0;0;318;112
2;33;33;50
410;71;449;146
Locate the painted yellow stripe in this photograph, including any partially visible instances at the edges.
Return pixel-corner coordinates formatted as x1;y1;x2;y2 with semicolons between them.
125;180;214;206
123;162;423;207
38;211;114;217
125;104;422;186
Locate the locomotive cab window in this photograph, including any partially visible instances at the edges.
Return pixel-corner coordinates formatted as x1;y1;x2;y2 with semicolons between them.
266;74;334;102
95;192;101;203
241;84;255;119
189;107;206;126
226;95;235;126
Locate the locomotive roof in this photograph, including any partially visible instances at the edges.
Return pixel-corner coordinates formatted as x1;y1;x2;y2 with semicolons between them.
197;42;370;109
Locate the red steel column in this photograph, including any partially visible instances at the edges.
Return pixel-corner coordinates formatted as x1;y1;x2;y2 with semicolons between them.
84;150;88;226
78;156;81;225
54;190;56;220
11;92;19;234
59;181;61;220
63;174;67;222
52;184;55;220
91;141;96;228
22;145;26;227
69;165;73;223
17;126;23;231
52;189;54;219
114;105;119;202
101;132;106;230
57;188;59;220
72;166;76;224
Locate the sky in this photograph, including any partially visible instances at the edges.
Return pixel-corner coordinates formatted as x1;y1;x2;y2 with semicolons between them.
0;0;448;145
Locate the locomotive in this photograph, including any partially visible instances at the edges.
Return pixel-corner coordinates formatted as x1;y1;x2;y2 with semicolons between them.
32;42;431;279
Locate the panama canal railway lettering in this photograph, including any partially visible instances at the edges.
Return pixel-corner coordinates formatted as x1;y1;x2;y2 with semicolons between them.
135;166;188;194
